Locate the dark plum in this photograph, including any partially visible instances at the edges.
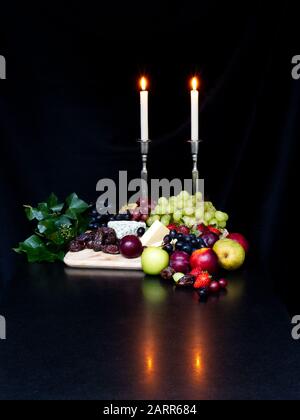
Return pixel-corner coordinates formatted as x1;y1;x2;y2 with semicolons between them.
120;235;143;259
202;232;219;248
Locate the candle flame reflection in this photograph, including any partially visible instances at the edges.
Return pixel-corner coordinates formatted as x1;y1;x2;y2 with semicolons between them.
140;77;147;91
192;351;203;383
146;355;153;372
191;77;198;91
195;353;202;371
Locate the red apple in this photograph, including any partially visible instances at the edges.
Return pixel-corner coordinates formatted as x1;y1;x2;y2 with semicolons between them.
227;233;249;253
190;248;219;274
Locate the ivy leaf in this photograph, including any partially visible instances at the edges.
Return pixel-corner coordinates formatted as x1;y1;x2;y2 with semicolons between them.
24;205;48;221
49;216;75;245
13;235;62;263
15;192;90;263
65;193;89;219
37;216;57;235
51;202;64;213
37;215;75;245
47;193;64;213
76;213;90;234
47;193;58;208
54;215;73;228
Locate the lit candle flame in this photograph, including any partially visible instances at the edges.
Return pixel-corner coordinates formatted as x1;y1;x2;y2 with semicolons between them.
191;77;198;91
140;77;147;91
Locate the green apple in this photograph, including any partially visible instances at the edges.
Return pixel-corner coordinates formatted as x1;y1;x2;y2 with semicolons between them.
213;239;245;271
141;247;169;275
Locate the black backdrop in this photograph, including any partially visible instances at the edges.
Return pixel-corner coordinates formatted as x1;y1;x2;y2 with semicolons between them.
0;3;299;312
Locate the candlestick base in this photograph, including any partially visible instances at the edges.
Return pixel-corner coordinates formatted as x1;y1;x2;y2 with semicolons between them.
138;140;151;201
187;140;203;194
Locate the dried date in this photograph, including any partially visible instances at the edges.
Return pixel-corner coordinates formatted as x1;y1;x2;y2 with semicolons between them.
69;240;85;252
176;275;195;288
102;245;120;255
160;266;175;280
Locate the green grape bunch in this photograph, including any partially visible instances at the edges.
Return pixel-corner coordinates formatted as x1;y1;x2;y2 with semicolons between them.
146;191;229;229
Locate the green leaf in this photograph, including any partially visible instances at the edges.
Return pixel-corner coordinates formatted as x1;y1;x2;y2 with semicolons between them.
51;202;64;213
65;193;89;219
76;213;90;234
15;192;90;263
13;235;61;263
54;215;73;228
47;193;64;213
38;215;74;245
37;202;50;213
37;217;56;235
47;193;58;208
24;205;48;221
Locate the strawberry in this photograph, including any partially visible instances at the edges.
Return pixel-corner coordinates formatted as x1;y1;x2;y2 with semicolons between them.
207;225;221;236
197;223;208;234
167;224;178;231
193;271;212;289
177;225;190;235
189;268;203;277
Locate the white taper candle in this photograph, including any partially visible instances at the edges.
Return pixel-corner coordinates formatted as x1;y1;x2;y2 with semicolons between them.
191;77;199;141
140;77;149;141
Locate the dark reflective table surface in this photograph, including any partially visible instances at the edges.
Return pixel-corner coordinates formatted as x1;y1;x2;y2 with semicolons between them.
0;261;299;400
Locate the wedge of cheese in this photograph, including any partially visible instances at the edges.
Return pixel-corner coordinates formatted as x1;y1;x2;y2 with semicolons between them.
141;220;170;247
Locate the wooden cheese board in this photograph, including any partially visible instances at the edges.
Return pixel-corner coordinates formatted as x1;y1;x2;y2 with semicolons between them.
64;249;142;270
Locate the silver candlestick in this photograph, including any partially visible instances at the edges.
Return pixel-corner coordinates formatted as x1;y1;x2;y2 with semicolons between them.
138;139;151;200
188;140;202;194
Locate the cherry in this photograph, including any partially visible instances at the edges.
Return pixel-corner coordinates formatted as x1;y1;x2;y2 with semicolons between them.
209;281;221;294
219;278;228;289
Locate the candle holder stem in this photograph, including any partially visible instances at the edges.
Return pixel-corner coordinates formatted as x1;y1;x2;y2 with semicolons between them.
188;140;202;194
138;140;151;201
